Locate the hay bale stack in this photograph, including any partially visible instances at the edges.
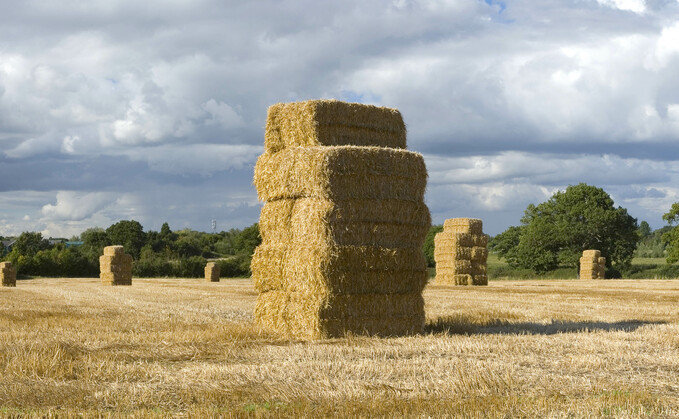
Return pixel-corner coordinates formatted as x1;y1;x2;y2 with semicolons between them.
1;261;17;287
253;100;430;339
434;218;488;286
100;245;133;286
580;250;606;279
205;262;220;282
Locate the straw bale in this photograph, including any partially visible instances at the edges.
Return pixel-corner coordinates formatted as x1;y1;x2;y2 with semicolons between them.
473;275;489;286
434;259;472;271
251;244;427;294
598;257;606;265
260;198;431;248
443;218;483;235
582;249;601;258
265;100;407;153
434;232;473;249
433;245;472;261
471;264;487;275
470;247;488;262
254;290;424;339
1;262;17;287
100;272;132;285
472;234;489;247
580;257;597;264
254;146;427;202
205;262;220;282
103;245;126;256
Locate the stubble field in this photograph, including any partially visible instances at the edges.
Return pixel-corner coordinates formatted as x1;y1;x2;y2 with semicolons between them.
2;277;679;417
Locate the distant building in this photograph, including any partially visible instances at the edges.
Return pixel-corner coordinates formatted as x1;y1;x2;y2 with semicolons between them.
65;241;84;248
1;239;16;252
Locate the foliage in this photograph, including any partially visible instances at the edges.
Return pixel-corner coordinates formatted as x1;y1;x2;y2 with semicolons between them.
489;226;523;268
422;225;443;267
106;220;146;259
494;183;638;273
635;226;671;258
662;203;679;264
5;221;261;278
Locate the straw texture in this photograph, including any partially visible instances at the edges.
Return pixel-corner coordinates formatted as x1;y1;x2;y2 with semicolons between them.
1;261;17;287
434;218;488;286
580;250;606;279
253;100;429;339
205;262;220;282
100;246;133;286
254;146;427;202
265;100;406;153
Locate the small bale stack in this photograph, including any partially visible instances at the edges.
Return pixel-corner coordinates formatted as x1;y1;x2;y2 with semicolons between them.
580;250;606;279
100;245;133;286
205;262;220;282
1;261;17;287
252;99;431;339
434;218;488;286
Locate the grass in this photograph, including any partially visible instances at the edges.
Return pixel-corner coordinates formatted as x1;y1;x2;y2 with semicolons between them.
2;277;679;417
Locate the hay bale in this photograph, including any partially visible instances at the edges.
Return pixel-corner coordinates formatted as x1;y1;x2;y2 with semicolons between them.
255;290;424;339
100;246;133;286
251;244;427;294
254;146;427;202
253;99;429;339
205;262;220;282
265;100;407;153
580;250;606;279
434;219;488;286
259;198;431;248
1;261;17;287
582;249;601;258
443;218;483;235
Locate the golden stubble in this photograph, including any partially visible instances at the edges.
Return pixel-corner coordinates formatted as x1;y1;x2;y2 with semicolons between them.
1;277;679;417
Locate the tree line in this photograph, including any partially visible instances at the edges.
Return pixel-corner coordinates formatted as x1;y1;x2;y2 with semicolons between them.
0;221;261;278
422;183;679;278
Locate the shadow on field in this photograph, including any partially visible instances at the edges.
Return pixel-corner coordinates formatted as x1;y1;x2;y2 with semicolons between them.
425;317;666;336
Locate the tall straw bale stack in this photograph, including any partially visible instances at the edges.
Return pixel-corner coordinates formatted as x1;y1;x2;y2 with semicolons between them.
579;250;606;279
100;245;133;286
1;261;17;287
253;100;430;339
434;218;488;286
205;262;220;282
265;100;406;153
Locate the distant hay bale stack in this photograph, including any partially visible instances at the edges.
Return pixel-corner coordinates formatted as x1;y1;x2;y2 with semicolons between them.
205;262;220;282
1;261;17;287
253;100;430;339
435;218;488;286
580;250;606;279
100;246;133;286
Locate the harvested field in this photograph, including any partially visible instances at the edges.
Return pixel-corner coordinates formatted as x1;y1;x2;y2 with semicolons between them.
2;277;679;417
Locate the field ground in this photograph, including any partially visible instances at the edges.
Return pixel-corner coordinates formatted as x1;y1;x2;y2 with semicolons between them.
2;277;679;417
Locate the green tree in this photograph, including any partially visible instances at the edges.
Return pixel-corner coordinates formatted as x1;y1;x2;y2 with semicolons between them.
233;223;261;256
662;203;679;264
106;220;146;259
638;221;652;239
489;226;524;267
11;232;50;256
495;183;638;273
422;225;443;267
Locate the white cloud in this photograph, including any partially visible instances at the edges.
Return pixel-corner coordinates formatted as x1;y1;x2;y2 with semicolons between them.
597;0;646;14
41;191;117;221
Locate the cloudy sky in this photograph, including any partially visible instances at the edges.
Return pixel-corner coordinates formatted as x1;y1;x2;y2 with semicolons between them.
1;0;679;238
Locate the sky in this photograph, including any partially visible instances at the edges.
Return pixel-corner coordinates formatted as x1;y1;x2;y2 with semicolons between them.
1;0;679;238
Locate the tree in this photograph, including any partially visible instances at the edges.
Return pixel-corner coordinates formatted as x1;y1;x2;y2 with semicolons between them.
489;226;524;267
11;232;50;256
662;203;679;264
106;220;146;259
638;221;652;239
422;225;443;267
494;183;638;273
